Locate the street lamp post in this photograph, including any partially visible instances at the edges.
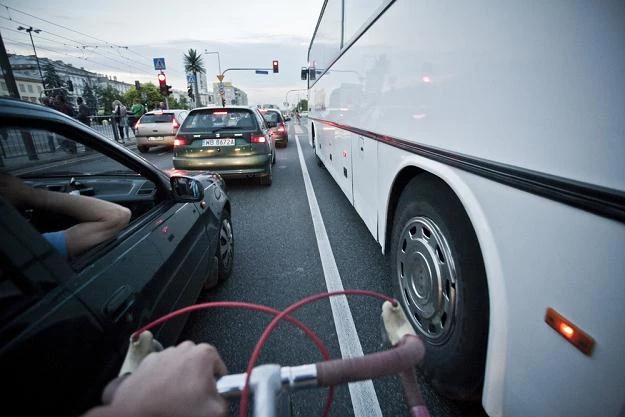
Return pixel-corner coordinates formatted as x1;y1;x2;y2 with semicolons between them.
285;89;307;109
204;50;222;76
17;26;44;87
204;50;222;105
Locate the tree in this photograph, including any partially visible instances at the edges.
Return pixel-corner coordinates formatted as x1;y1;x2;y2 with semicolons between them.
43;62;63;96
82;84;97;114
94;85;122;114
296;99;308;112
183;48;205;107
121;82;163;111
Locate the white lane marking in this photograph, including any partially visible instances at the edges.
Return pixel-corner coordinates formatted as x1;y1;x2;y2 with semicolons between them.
294;125;304;134
295;135;382;417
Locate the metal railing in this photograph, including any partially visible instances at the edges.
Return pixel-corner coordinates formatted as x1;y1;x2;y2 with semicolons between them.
0;115;135;169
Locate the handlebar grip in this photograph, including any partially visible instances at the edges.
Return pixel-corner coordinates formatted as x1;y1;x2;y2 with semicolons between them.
315;335;425;387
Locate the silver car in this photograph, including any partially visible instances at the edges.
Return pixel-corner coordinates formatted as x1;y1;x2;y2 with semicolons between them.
134;109;188;153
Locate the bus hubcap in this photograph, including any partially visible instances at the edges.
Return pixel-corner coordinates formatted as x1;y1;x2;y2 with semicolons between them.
396;217;457;344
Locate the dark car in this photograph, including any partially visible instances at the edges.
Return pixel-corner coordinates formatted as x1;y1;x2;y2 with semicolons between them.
0;98;234;416
260;108;289;148
172;106;275;186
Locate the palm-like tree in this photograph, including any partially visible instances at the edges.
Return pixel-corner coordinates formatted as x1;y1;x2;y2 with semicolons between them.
183;49;205;107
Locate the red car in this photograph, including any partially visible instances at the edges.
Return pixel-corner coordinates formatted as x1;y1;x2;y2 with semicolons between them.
260;108;289;148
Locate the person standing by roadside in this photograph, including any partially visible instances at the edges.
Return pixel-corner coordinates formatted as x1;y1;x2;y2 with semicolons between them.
77;97;91;126
112;100;128;143
129;99;145;134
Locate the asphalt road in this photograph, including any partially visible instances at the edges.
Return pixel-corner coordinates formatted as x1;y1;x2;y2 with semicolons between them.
134;122;488;417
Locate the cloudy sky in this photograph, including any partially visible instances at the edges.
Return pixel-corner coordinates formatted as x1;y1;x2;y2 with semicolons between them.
0;0;322;106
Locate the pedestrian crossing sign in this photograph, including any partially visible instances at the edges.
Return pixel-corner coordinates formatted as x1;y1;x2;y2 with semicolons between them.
153;58;166;70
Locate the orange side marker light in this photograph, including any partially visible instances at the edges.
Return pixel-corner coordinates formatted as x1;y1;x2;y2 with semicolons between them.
545;307;595;356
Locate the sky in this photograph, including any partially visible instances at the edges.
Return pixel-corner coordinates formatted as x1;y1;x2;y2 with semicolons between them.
0;0;322;106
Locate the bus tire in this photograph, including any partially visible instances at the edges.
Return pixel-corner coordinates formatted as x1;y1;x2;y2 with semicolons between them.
390;175;489;401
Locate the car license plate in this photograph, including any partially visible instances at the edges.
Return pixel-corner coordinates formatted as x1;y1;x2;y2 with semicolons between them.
203;138;235;146
148;137;163;141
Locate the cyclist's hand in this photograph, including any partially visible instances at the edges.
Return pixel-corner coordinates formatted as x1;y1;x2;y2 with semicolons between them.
84;341;228;417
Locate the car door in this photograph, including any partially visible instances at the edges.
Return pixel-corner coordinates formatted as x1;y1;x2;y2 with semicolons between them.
1;118;214;414
0;196;107;417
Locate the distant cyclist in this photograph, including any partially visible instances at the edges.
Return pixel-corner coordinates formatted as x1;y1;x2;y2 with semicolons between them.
295;110;301;125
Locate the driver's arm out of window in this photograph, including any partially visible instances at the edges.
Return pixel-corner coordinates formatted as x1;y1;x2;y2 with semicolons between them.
0;172;131;258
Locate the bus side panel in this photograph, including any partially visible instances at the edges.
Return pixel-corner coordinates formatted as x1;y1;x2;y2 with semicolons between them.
352;134;378;238
311;88;354;203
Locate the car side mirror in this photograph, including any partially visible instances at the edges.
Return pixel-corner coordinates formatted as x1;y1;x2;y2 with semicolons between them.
170;176;204;202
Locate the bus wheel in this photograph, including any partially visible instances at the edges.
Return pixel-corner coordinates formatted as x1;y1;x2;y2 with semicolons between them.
390;175;489;401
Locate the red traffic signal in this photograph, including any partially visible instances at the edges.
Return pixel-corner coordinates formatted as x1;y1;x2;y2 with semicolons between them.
272;60;279;73
158;72;167;94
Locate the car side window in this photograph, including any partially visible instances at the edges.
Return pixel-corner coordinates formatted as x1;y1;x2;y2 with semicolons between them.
1;123;161;260
254;111;267;129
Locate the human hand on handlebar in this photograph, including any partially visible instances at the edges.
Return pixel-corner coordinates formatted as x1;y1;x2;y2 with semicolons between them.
82;341;228;417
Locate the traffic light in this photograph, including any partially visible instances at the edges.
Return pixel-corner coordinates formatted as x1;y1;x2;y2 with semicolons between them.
272;60;279;73
135;80;141;90
158;72;167;95
165;85;173;97
187;86;194;99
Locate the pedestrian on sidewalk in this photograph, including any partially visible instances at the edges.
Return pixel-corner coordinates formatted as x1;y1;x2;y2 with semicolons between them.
112;100;128;143
129;99;145;134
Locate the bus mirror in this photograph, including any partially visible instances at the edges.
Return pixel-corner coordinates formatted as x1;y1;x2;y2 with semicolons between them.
301;67;308;80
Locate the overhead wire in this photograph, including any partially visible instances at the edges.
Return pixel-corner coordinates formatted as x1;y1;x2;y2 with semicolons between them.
0;5;157;78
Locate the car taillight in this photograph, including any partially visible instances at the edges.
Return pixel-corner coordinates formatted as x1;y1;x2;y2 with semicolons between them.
277;123;285;132
134;121;140;129
174;137;188;147
250;134;266;143
172;119;180;129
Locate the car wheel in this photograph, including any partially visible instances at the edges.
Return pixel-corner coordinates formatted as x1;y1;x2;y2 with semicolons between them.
137;145;149;153
260;160;273;186
217;211;234;281
390;175;489;401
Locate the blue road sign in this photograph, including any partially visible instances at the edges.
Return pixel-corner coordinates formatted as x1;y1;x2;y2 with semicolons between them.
186;73;196;84
153;58;166;71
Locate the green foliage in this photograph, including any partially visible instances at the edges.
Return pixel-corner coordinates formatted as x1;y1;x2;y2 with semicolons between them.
94;85;122;114
296;99;308;112
82;84;97;112
184;49;204;107
121;82;162;110
43;62;63;96
183;49;205;75
178;96;189;109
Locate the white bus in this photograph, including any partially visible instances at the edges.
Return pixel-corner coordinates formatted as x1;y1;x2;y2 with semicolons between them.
302;1;625;416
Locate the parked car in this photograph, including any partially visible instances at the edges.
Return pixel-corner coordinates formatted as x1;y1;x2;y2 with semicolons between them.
173;106;276;186
260;108;289;148
0;98;233;417
134;109;188;153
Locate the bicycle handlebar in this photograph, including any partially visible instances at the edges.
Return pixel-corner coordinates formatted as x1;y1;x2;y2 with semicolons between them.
316;334;424;386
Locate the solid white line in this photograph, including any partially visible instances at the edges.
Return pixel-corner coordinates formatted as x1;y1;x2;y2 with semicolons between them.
295;135;382;417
